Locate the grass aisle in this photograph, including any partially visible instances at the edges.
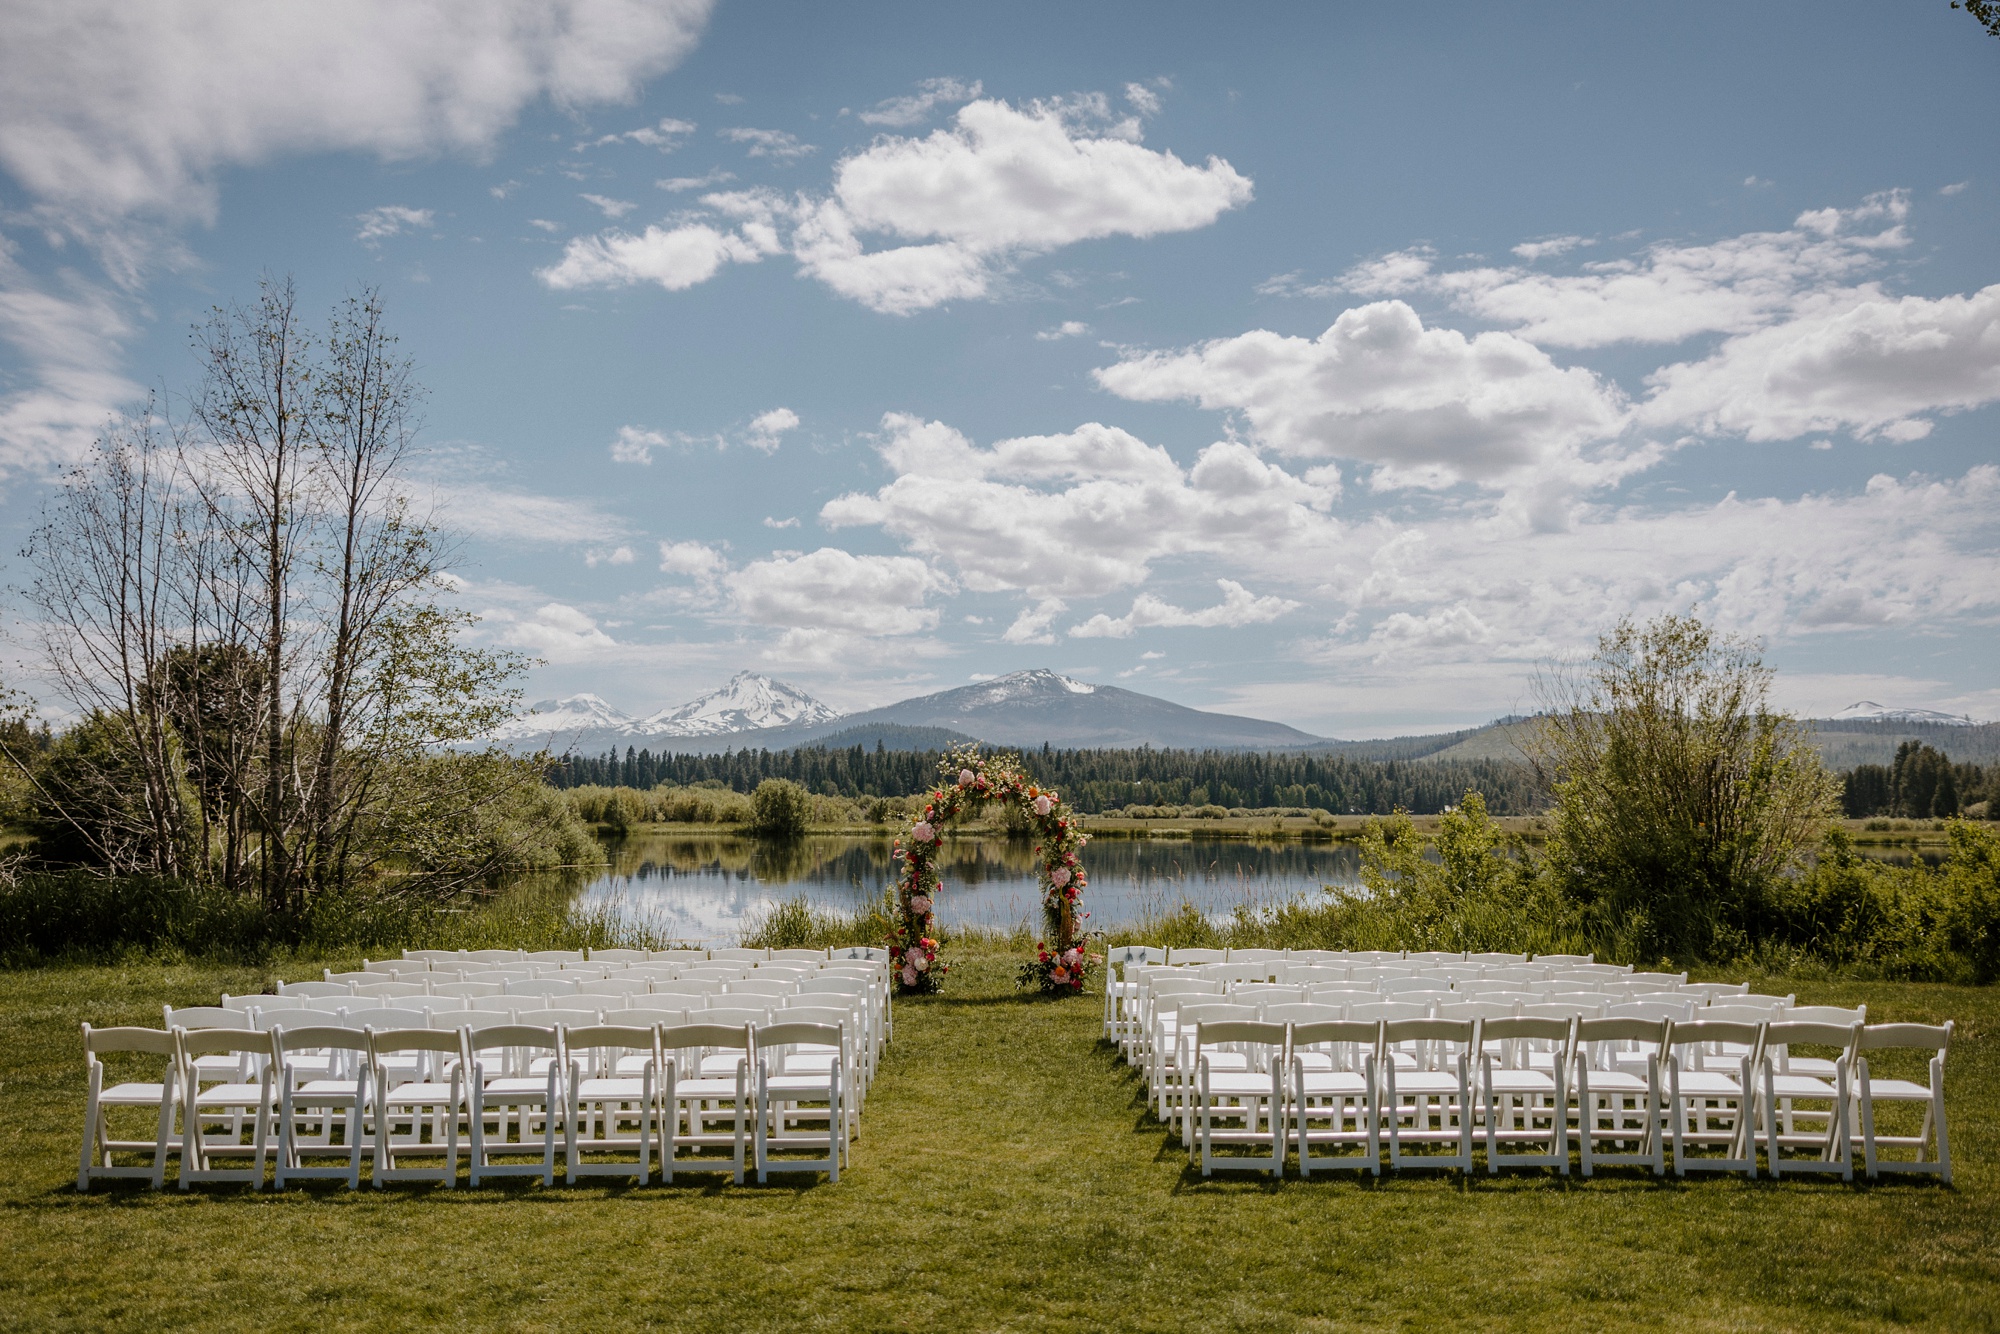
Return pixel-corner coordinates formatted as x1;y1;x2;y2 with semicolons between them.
0;954;1995;1330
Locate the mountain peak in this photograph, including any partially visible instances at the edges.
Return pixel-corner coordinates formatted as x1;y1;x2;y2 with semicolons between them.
1831;700;1974;725
637;672;840;736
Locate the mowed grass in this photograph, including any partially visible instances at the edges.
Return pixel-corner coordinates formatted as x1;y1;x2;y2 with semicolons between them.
0;954;1995;1332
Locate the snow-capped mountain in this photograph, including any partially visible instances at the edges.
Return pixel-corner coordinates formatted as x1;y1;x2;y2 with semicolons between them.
482;674;839;749
635;672;841;736
485;693;638;743
1830;700;1974;726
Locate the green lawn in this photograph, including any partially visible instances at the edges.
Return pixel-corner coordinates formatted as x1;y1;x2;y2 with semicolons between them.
0;954;1993;1331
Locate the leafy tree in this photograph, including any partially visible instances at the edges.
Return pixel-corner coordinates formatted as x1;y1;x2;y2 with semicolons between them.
1525;613;1841;961
1954;0;2000;39
748;778;812;838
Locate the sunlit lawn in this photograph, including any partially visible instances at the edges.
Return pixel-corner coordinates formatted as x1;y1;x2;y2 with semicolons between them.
0;951;1993;1331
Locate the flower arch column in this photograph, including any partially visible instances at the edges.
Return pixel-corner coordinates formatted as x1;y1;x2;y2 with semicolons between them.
890;749;1096;996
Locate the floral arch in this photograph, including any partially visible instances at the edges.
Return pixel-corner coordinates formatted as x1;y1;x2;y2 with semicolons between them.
891;748;1097;996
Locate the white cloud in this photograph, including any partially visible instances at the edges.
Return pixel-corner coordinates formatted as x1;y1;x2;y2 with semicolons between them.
658;539;727;581
1639;284;2000;443
725;547;951;636
657;168;735;192
585;116;695;151
1941;181;1969;196
1036;320;1090;340
538;221;771;291
479;600;617;660
1343;192;1910;349
585;544;635;566
745;407;799;452
1511;235;1590;261
821;413;1341;596
546;94;1251;313
1124;82;1162;117
355;204;433;244
529;217;561;231
0;256;142;479
1095;300;1633;496
720;127;814;161
1002;598;1067;645
609;424;665;463
762;515;799;529
426;477;630;545
856;77;982;128
579;193;634;218
1068;580;1300;638
0;0;714;224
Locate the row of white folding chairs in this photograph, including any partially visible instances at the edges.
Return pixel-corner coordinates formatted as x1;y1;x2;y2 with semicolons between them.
1130;987;1863;1124
79;1015;851;1192
1140;948;1613;967
330;954;894;1044
1115;968;1776;1061
1165;1012;1952;1183
397;946;887;967
176;988;883;1102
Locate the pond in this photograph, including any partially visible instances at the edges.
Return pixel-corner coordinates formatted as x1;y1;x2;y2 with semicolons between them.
571;832;1365;946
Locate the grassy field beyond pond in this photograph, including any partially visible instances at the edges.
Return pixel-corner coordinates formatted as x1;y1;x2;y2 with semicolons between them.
0;951;1994;1331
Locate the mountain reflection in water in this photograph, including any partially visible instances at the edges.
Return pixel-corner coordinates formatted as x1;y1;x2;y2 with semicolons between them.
567;832;1365;945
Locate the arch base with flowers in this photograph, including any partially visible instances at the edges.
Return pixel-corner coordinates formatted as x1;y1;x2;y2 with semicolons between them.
892;746;1099;997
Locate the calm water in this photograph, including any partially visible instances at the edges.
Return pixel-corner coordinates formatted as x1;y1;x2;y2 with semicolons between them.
572;832;1364;945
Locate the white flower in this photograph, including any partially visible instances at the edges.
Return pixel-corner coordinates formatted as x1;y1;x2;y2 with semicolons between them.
912;821;935;843
1033;795;1053;817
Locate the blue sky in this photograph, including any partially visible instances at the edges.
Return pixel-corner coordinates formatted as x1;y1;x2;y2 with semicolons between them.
2;1;1997;735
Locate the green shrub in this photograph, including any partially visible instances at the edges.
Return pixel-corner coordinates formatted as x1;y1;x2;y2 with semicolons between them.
748;778;812;838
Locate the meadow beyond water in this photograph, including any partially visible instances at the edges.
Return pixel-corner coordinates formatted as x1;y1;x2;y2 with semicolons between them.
572;832;1367;944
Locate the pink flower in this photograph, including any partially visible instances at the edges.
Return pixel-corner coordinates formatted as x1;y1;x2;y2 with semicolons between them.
1033;795;1053;817
909;893;933;916
1050;866;1071;887
912;821;935;843
1051;967;1070;984
958;768;976;786
901;964;919;987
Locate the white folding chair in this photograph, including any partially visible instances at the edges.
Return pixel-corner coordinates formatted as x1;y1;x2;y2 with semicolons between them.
590;948;650;964
1479;1015;1573;1175
1759;1020;1856;1181
768;948;830;964
660;1022;753;1184
1664;1019;1763;1177
162;1005;253;1083
77;1025;178;1191
1103;945;1164;1042
753;1020;846;1182
564;1024;658;1185
369;1028;465;1187
505;979;579;1000
1168;1001;1259;1137
1187;1019;1287;1178
1573;1016;1667;1176
1853;1021;1952;1183
1777;1006;1865;1077
1165;947;1227;966
271;1025;372;1189
174;1027;278;1190
465;1024;563;1187
525;950;585;965
710;948;768;964
1380;1017;1476;1172
1289;1018;1380;1176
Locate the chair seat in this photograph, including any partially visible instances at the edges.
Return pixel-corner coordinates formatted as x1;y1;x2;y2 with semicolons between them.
1392;1071;1466;1095
1864;1078;1934;1100
1297;1071;1368;1097
765;1074;836;1097
99;1081;171;1105
194;1083;268;1108
1203;1073;1278;1099
1786;1057;1839;1077
672;1077;750;1100
382;1081;458;1107
294;1079;364;1099
484;1077;554;1099
575;1076;648;1101
1581;1069;1650;1093
1487;1070;1557;1094
1673;1071;1745;1097
699;1054;750;1077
